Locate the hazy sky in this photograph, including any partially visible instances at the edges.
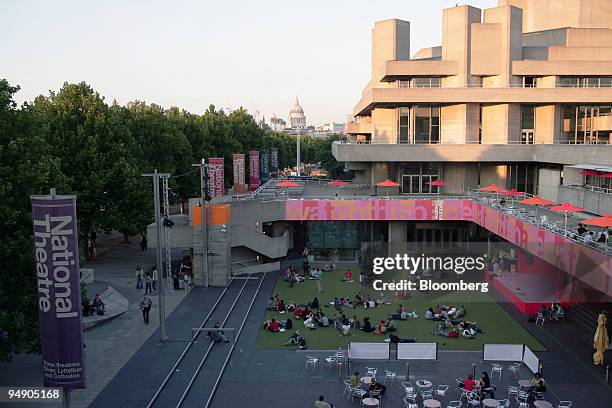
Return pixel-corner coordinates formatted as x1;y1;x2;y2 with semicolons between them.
2;0;498;125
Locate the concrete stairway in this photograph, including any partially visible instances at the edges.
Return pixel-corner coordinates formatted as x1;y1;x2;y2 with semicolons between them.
231;224;290;259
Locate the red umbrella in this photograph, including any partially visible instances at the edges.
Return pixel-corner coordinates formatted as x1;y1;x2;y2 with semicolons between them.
582;216;612;228
599;173;612;179
327;179;348;187
550;203;584;213
519;196;555;206
375;179;400;197
480;184;505;192
376;179;400;187
550;202;585;231
579;170;603;176
501;188;525;197
276;180;301;187
428;179;447;187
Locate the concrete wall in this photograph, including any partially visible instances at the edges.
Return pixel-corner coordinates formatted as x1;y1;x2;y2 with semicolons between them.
558;185;612;215
371;108;397;143
440;104;480;144
442;5;482;87
470;23;501;75
481;104;521;143
372;19;410;86
538;168;562;201
480;164;509;188
535;104;561;144
442;163;480;194
483;5;523;87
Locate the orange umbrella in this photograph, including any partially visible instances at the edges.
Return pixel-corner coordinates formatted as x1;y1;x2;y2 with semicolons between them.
428;179;447;187
276;180;301;187
376;179;400;187
375;179;400;197
327;179;348;187
519;196;555;206
582;215;612;228
501;188;526;197
550;203;585;231
480;184;505;192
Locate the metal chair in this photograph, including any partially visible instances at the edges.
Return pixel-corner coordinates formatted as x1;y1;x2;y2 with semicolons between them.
370;389;383;406
403;395;418;408
533;391;546;400
447;401;462;408
421;389;434;400
366;367;378;377
558;401;573;408
436;384;449;400
324;355;337;368
351;388;367;402
515;391;529;408
507;385;519;399
305;356;318;370
402;381;415;394
506;362;521;380
491;363;503;380
496;399;510;407
466;392;481;406
383;370;397;384
342;380;353;399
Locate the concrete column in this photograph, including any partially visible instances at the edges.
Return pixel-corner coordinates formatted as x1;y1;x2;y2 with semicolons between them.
535;104;561;144
440;103;480;144
372;19;410;85
372;108;398;144
441;5;482;87
481;104;521;143
371;163;390;184
442;163;479;194
538;168;561;202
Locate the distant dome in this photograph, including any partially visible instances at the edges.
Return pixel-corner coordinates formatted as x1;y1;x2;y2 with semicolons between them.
290;98;304;114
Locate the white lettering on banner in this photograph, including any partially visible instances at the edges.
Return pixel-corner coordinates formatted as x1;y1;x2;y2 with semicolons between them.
33;214;77;318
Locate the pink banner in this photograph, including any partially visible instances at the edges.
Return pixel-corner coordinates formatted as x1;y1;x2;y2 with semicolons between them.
208;158;224;197
285;199;612;297
249;150;260;192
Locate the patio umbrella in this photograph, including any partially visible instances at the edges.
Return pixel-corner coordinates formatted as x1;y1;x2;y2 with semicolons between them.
327;179;348;187
480;184;505;192
519;195;555;220
276;180;301;187
428;179;447;195
501;189;525;202
593;313;609;366
583;215;612;243
579;169;603;176
549;202;585;231
375;179;400;197
599;173;612;178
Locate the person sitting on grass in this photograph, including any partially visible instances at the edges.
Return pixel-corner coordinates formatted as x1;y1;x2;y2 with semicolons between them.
309;297;319;310
317;313;329;327
376;319;387;332
425;307;441;320
304;315;317;330
349;315;361;330
432;323;450;337
458;321;484;336
340;320;352;336
268;318;281;332
385;317;397;332
333;297;341;311
343;269;353;282
451;304;466;319
266;297;276;311
283;330;304;347
277;299;286;314
354;292;365;307
362;317;374;333
340;297;354;308
282;318;292;330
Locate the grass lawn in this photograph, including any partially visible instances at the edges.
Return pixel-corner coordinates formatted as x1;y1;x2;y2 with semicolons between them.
256;268;545;351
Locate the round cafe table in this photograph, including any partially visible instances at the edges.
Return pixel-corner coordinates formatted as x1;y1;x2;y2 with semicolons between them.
534;401;553;408
361;377;373;385
361;397;380;407
416;379;433;388
518;379;531;388
483;399;500;407
423;399;442;408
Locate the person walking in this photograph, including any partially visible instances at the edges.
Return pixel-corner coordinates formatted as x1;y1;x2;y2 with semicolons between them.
152;267;159;293
140;294;152;324
135;265;144;290
315;268;323;294
144;272;153;295
140;233;148;251
183;272;191;294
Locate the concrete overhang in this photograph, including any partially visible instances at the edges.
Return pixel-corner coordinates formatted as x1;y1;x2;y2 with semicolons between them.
512;60;612;76
379;60;459;81
353;87;612;116
346;121;372;134
332;142;612;166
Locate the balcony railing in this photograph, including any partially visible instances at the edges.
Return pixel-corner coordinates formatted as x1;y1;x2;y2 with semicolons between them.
564;183;612;194
336;140;611;145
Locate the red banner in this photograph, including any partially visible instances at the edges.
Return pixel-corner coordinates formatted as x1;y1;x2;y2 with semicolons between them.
232;154;245;185
249;150;260;192
208;158;224;197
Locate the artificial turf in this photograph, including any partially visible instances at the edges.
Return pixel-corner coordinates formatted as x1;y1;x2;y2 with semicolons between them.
256;268;545;351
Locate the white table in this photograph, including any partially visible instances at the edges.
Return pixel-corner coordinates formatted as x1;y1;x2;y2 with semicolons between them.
423;399;442;408
518;379;531;388
416;379;433;388
362;397;380;406
483;399;500;407
534;401;553;408
361;377;373;385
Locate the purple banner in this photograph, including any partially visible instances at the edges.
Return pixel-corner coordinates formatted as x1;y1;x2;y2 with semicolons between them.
249;150;260;192
208;158;225;197
271;148;279;178
31;196;85;388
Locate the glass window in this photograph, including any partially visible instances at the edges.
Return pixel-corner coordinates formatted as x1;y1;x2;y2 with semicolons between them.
600;77;612;88
398;80;410;88
431;106;440;144
414;106;430;144
521;105;535;129
398;107;410;144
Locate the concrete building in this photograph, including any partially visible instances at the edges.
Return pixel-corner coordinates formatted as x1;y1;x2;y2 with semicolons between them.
269;114;286;132
316;121;346;134
339;0;612;215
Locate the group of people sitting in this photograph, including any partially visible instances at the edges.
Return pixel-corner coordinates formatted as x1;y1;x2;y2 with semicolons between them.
348;372;387;399
576;223;607;244
432;320;483;339
82;294;105;317
425;304;466;322
461;372;496;398
537;303;565;322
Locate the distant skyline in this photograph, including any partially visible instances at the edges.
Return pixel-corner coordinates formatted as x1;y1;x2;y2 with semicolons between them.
1;0;498;125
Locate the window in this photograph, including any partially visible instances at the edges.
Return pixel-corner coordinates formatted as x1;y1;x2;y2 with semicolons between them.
559;77;612;88
398;108;410;144
401;163;440;194
396;106;440;144
411;77;441;88
521;105;535;130
523;77;537;88
414;107;430;144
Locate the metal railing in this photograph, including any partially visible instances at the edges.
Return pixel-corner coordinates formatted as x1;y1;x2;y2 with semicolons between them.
563;183;612;194
336;140;611;146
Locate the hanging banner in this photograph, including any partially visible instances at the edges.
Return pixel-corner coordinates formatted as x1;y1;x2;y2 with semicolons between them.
31;195;86;388
232;153;247;194
271;148;279;178
249;150;260;191
208;158;225;197
232;153;245;185
260;150;270;183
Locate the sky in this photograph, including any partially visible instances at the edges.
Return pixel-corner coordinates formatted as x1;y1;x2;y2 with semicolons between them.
1;0;498;126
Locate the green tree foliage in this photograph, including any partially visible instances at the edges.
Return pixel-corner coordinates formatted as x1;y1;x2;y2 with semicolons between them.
0;79;345;360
